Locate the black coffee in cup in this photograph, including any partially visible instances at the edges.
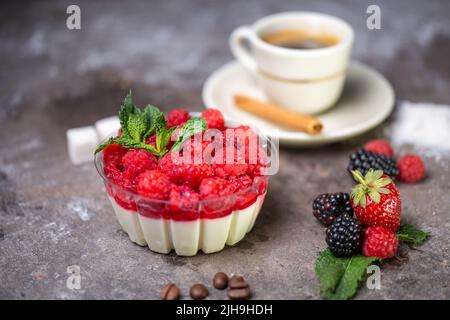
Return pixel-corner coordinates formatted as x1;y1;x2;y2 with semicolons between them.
261;29;340;50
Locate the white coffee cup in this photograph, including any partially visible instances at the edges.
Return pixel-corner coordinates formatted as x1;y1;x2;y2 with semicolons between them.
230;12;354;115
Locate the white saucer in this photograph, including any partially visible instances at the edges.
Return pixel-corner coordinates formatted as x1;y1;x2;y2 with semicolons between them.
202;61;394;146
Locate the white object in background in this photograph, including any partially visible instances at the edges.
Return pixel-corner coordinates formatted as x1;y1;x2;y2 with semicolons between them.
390;101;450;152
95;116;120;141
66;126;98;165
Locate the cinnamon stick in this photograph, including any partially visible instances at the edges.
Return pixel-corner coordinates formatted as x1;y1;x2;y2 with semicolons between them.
234;95;323;134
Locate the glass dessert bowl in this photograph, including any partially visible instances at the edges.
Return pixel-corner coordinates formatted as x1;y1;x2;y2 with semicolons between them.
96;154;268;256
94;96;274;256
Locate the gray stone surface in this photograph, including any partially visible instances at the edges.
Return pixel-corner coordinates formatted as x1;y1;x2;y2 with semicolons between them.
0;0;449;299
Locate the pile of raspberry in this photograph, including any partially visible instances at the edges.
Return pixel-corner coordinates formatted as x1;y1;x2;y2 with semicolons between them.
102;109;268;214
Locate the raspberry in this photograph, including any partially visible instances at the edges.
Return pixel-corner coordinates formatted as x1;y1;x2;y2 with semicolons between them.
201;109;225;130
363;139;394;157
222;126;267;177
167;109;191;128
113;185;137;211
104;166;137;211
229;175;258;209
228;175;253;192
136;170;171;200
178;162;213;188
397;154;425;183
246;150;268;176
158;153;176;174
158;152;214;188
247;162;266;177
104;163;123;184
363;226;398;259
199;177;233;199
122;149;158;178
213;150;248;178
168;185;200;220
199;177;234;218
326;214;363;257
182;135;211;159
103;144;127;169
224;126;257;152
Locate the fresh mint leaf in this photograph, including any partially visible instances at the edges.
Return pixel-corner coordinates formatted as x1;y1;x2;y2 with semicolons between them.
155;125;176;156
142;105;165;141
95;90;191;157
396;224;429;246
315;248;379;300
171;117;206;152
127;113;147;142
119;91;139;139
95;135;159;154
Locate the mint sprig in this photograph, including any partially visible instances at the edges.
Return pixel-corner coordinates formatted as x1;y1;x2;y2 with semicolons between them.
171;117;207;152
315;223;429;300
396;224;429;246
315;249;379;300
153;123;177;156
94;91;206;157
95;91;163;154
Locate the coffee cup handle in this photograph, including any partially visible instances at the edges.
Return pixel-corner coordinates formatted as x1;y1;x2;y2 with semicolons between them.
229;26;258;73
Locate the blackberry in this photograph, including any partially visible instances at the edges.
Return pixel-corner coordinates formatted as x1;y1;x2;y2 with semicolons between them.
348;149;398;179
326;213;363;257
312;192;353;226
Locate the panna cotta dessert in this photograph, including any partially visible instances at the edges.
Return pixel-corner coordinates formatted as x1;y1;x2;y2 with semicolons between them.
95;92;272;256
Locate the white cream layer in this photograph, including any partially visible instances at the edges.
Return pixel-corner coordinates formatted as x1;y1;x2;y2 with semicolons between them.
107;195;264;256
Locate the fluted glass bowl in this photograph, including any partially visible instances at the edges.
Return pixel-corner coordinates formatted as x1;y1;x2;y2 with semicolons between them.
94;114;275;256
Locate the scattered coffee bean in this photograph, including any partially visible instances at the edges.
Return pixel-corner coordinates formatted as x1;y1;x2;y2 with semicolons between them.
160;283;180;300
227;275;251;299
227;287;252;300
228;275;248;289
190;283;209;299
213;272;229;290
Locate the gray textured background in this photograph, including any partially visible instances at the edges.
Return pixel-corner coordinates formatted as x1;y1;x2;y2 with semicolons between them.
0;0;449;299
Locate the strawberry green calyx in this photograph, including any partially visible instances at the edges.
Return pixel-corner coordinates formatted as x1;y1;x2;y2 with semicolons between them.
351;169;392;208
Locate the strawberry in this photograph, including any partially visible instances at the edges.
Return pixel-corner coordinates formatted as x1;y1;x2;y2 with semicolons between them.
350;169;401;232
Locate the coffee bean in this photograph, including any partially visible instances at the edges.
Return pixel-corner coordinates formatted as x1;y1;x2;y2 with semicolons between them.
189;284;209;299
213;272;229;290
227;287;252;300
228;275;248;289
160;283;180;300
